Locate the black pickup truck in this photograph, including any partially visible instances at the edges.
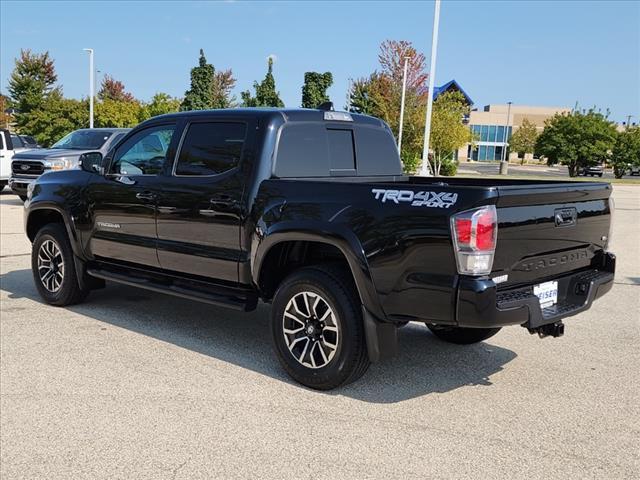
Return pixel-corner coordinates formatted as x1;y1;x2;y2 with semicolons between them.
24;107;615;389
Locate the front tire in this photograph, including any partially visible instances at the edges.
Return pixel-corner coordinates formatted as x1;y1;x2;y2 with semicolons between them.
271;266;370;390
426;324;501;344
32;223;90;306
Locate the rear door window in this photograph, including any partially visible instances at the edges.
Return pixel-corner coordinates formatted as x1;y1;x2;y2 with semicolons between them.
174;122;246;176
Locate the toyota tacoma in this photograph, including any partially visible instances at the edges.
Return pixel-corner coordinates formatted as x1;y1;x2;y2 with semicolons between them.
23;106;615;389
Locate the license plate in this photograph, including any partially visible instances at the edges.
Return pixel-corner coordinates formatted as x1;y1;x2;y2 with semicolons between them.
534;281;558;308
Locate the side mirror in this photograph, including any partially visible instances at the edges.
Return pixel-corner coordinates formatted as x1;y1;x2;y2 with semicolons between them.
80;152;104;174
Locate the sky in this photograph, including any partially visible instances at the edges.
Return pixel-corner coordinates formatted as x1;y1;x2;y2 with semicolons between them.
1;0;639;122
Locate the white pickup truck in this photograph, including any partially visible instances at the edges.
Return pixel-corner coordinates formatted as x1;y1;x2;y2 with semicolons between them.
0;129;32;191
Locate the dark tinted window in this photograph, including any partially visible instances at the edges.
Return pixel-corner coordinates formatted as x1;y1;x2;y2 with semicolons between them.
327;129;355;171
0;134;4;149
354;125;402;176
274;123;328;177
175;122;246;176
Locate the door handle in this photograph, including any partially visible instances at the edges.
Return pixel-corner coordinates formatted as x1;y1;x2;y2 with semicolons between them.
209;194;238;206
136;191;156;201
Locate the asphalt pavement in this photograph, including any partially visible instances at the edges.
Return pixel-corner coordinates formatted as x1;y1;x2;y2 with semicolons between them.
457;161;624;179
1;186;639;479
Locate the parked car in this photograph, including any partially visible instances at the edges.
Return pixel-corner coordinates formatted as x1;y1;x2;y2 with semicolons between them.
628;164;640;176
23;107;615;390
579;164;604;177
9;128;129;201
0;129;32;191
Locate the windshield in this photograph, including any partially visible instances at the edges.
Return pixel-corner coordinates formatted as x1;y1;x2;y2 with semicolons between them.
51;130;113;150
10;134;25;148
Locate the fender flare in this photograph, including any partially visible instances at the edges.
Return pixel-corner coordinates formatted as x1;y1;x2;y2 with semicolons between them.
25;203;90;289
251;223;396;363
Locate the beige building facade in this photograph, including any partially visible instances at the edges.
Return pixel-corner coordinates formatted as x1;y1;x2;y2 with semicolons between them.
458;104;570;162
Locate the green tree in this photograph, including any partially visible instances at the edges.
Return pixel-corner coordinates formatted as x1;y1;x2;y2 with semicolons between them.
346;77;375;114
140;93;181;121
611;126;640;178
535;109;618;176
181;49;215;111
241;57;284;107
7;49;60;130
19;92;87;147
429;91;473;176
95;98;142;128
301;71;333;108
98;75;135;102
509;118;539;164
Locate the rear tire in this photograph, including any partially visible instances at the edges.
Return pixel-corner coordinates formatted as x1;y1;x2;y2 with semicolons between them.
426;324;501;345
32;223;90;306
271;265;370;390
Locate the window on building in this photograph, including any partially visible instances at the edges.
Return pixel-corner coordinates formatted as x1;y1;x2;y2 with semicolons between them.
488;126;496;143
495;145;503;161
175;122;246;176
497;126;505;143
480;125;489;142
478;145;487;161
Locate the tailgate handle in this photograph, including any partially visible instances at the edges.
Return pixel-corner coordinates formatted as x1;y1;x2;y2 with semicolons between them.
555;208;577;227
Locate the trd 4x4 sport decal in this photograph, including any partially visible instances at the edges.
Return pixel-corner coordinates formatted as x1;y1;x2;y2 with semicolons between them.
371;189;458;208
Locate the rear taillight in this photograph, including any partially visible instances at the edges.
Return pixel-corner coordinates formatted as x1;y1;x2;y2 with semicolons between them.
451;205;497;275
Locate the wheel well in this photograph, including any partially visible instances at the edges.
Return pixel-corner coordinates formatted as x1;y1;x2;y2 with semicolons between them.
26;209;65;242
258;241;353;301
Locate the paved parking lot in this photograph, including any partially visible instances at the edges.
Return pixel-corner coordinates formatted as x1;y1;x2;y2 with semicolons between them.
457;161;639;180
1;186;639;479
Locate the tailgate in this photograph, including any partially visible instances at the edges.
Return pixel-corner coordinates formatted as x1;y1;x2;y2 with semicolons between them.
492;182;612;288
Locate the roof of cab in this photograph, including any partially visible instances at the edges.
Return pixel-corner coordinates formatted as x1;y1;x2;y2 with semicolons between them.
144;107;385;127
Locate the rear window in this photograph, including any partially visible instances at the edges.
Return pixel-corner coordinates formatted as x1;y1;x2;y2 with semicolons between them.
175;122;246;176
274;122;401;177
327;129;355;172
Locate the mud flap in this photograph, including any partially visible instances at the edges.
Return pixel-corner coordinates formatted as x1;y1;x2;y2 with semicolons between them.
362;307;397;363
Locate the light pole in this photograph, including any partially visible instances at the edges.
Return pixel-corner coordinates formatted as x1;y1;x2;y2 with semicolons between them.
500;101;512;174
83;48;94;128
95;69;102;99
420;0;441;176
397;56;410;155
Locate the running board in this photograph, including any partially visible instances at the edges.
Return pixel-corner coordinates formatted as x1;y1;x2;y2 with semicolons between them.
87;265;258;311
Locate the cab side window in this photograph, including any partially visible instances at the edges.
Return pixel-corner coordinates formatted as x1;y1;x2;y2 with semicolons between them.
174;122;246;176
111;126;175;176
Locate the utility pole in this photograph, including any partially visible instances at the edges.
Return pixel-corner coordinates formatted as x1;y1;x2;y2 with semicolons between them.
83;48;94;128
397;57;410;154
420;0;441;176
500;101;512;174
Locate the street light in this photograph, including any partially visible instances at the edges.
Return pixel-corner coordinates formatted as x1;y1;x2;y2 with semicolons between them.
83;48;94;128
500;101;512;175
420;0;441;176
397;56;410;155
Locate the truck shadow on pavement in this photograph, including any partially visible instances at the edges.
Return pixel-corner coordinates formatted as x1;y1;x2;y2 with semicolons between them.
1;268;517;403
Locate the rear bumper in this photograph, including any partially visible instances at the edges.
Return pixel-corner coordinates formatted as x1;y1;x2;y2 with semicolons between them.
456;252;615;329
